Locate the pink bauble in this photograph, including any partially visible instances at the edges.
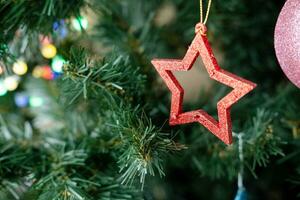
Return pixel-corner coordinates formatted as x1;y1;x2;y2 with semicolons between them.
275;0;300;88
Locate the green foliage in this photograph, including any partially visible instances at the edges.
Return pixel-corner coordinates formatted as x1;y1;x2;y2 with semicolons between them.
190;109;285;180
0;0;86;41
32;148;89;200
0;0;300;199
62;48;146;105
93;0;160;60
244;109;285;171
61;46;184;189
110;108;186;189
0;0;87;67
0;43;11;61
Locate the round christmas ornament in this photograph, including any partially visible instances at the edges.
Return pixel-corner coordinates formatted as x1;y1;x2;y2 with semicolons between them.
275;0;300;88
151;0;256;144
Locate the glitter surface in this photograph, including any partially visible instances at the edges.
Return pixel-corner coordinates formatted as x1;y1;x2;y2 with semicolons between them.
151;24;256;145
275;0;300;88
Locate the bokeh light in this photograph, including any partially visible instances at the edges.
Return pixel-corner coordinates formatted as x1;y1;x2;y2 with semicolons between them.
39;35;52;45
13;60;28;75
32;66;44;78
14;92;29;107
53;20;68;39
41;44;57;59
72;16;88;31
29;96;43;107
0;65;4;75
0;80;8;96
33;66;55;80
51;55;65;73
4;76;20;91
41;66;54;80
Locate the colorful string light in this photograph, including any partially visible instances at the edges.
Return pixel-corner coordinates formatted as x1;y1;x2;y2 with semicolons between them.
4;76;20;91
41;44;57;59
41;66;54;80
12;60;28;75
33;66;57;80
39;35;52;45
32;66;44;78
14;92;29;107
51;55;65;73
29;96;43;107
0;65;4;75
53;20;68;38
72;16;88;31
0;80;8;96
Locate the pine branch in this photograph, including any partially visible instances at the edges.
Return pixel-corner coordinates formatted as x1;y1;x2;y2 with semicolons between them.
108;107;186;189
92;0;161;68
0;0;87;65
24;48;183;192
0;115;38;199
0;178;32;200
0;115;35;174
88;175;143;200
29;147;91;200
191;109;285;180
62;47;146;106
0;0;86;41
244;109;285;171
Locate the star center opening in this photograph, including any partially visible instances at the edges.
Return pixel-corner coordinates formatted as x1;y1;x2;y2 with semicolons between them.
173;56;232;120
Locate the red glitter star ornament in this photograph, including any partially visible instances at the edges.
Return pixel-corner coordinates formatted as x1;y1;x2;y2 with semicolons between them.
151;23;256;145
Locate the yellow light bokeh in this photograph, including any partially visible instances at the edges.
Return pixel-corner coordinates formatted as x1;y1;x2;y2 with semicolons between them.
41;44;57;59
12;60;28;75
4;76;19;91
32;66;44;78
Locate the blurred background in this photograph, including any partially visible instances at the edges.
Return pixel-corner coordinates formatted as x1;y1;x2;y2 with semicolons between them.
1;0;300;200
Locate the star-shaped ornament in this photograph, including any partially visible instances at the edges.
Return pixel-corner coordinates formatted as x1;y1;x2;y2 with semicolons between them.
151;23;256;145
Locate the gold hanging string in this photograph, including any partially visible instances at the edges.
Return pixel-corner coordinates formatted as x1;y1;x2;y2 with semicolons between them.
199;0;212;24
200;0;203;24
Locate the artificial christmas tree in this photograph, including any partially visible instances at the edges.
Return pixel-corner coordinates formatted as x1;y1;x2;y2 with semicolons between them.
0;0;299;199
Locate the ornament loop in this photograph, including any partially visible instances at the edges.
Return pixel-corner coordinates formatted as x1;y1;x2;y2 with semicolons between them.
195;23;207;35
